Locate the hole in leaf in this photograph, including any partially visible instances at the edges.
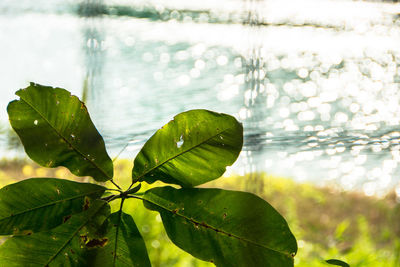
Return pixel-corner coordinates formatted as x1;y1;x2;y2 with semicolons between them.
86;238;109;248
176;135;184;148
33;120;38;125
63;215;72;223
83;197;90;211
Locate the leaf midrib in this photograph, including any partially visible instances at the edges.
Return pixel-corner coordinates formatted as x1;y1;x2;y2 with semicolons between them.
113;200;125;267
44;201;108;266
135;123;238;181
144;197;293;259
0;189;104;223
18;94;111;180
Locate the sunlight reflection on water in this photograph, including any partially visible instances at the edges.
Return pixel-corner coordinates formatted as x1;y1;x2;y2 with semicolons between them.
1;0;400;196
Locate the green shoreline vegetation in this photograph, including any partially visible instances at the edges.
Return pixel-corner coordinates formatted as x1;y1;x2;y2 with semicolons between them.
1;158;398;266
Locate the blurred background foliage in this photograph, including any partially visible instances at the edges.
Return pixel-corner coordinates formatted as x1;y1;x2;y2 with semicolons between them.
0;159;398;266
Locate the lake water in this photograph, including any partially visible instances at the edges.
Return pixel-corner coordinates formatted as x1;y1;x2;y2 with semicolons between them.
1;0;400;196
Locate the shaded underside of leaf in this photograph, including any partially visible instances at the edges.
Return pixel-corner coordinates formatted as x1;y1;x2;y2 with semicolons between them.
7;83;113;181
0;178;106;235
132;109;243;187
143;186;297;267
88;211;151;267
0;200;110;267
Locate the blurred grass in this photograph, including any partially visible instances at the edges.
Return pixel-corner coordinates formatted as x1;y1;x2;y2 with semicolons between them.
0;158;399;266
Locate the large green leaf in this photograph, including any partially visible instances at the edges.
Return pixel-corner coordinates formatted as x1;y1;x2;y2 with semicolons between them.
132;110;243;187
143;186;297;267
7;83;113;181
0;178;106;235
0;200;110;267
88;211;151;267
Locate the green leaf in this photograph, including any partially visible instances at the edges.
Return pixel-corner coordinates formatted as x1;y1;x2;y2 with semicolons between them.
143;186;297;267
88;211;151;267
0;200;110;266
326;259;350;267
132;109;243;187
0;178;106;235
7;83;113;181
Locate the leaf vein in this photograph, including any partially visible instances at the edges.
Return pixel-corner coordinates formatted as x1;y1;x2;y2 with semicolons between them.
44;202;108;266
136;124;237;181
19;96;111;180
145;199;292;259
0;189;104;223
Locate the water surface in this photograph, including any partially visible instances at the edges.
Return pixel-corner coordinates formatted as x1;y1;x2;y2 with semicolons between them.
1;0;400;196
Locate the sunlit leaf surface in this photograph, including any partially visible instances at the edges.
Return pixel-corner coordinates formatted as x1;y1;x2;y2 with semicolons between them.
7;83;113;181
132;109;243;187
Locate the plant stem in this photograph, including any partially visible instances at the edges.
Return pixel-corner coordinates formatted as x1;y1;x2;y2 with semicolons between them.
101;194;117;202
110;179;121;190
105;188;122;192
125;195;144;200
